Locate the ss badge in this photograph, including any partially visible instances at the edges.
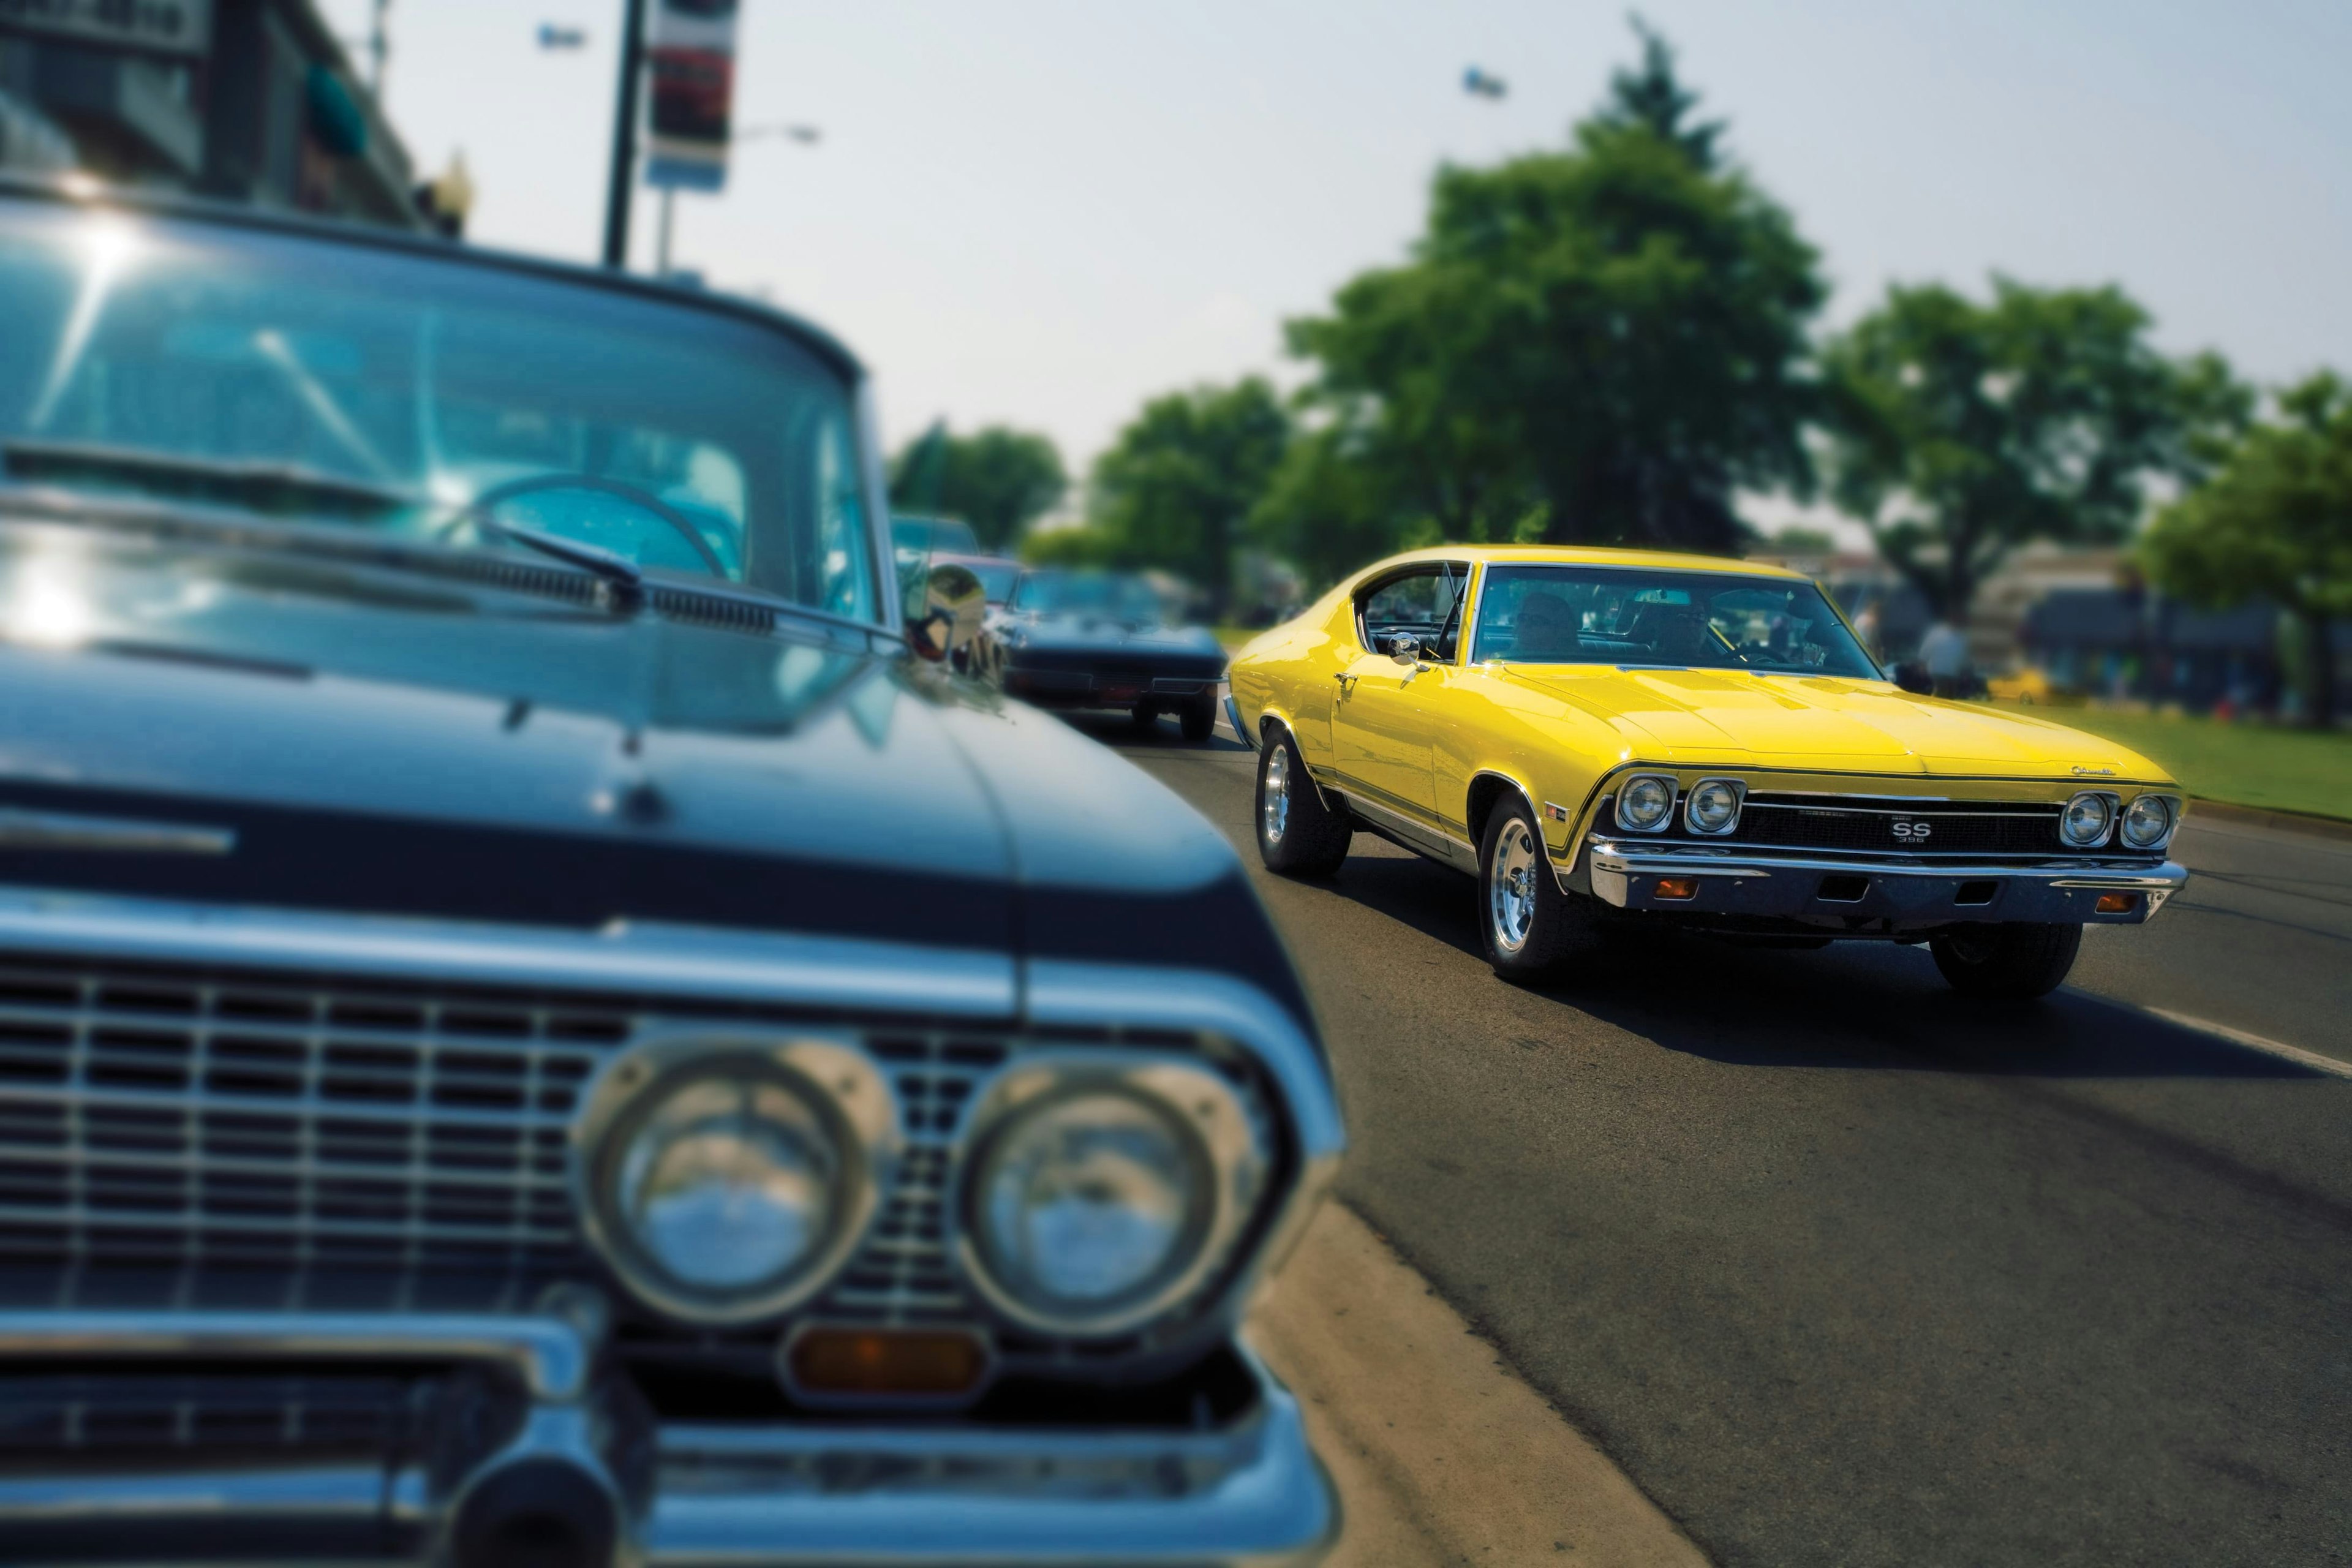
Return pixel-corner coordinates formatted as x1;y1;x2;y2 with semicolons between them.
1892;820;1933;841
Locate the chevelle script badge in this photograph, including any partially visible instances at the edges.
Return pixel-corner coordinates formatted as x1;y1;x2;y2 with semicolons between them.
0;809;235;856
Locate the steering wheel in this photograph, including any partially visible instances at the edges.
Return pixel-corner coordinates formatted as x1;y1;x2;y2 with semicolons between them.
447;473;730;578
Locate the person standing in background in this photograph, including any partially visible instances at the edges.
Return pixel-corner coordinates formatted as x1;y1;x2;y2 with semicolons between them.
1920;618;1970;698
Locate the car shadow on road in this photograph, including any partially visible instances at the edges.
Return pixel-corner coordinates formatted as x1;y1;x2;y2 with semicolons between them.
1308;845;2331;1081
1060;712;1254;755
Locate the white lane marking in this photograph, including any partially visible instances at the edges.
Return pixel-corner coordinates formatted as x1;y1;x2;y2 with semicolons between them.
2147;1009;2352;1080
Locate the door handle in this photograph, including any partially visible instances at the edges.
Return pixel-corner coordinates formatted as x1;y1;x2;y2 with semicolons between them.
1333;672;1358;693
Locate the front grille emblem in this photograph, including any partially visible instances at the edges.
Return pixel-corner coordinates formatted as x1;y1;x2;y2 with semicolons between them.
1891;820;1933;841
0;808;235;856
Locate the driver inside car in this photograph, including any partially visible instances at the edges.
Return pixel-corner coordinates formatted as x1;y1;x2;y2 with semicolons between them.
1510;589;1583;660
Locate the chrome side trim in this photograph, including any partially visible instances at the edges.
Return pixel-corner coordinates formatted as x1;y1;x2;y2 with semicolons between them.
1025;962;1344;1308
0;886;1018;1017
0;808;235;855
1225;693;1257;750
0;1309;594;1401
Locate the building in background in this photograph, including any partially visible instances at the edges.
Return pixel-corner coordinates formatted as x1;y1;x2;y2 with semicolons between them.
0;0;429;232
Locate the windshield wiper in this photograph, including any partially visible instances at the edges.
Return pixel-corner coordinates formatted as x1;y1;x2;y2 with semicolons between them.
2;439;418;521
470;516;646;607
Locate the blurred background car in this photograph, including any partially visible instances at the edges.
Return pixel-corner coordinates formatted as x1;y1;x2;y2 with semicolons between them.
997;567;1231;741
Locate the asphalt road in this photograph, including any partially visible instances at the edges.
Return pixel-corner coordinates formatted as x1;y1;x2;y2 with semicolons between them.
1086;712;2352;1568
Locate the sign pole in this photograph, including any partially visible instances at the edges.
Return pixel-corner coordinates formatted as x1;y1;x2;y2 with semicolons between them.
600;0;649;269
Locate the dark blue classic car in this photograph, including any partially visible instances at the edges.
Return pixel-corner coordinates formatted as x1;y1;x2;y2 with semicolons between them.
0;178;1338;1567
997;570;1231;742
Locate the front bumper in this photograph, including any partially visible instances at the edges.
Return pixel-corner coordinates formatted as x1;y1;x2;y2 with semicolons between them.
1577;837;2187;929
0;1310;1337;1567
1003;665;1221;709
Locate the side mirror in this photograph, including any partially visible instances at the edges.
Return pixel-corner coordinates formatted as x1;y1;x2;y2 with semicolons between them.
1890;661;1934;696
1388;633;1421;666
908;564;986;663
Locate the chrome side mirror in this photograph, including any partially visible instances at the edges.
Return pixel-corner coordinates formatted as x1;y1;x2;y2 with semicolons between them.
908;563;986;663
1388;634;1421;666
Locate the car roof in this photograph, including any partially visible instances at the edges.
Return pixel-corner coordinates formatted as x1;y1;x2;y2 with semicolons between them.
0;173;865;383
1362;544;1811;581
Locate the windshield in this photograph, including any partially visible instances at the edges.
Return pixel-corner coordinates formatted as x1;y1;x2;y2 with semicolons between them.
1471;565;1880;677
891;516;978;556
966;561;1019;603
1011;570;1163;621
0;201;880;619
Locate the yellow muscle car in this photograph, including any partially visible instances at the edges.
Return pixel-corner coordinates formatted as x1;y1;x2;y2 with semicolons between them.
1224;546;2187;998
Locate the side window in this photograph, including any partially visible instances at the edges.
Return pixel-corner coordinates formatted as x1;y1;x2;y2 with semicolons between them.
1356;565;1469;659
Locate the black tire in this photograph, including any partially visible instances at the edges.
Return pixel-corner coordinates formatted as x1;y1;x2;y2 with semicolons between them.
1477;798;1604;982
1929;922;2082;999
1129;700;1159;730
1180;694;1216;744
1255;726;1351;877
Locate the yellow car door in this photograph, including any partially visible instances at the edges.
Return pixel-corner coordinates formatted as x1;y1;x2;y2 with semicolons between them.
1330;562;1469;840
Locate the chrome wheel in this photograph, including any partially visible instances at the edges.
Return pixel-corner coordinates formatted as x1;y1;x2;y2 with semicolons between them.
1488;817;1540;956
1262;743;1292;844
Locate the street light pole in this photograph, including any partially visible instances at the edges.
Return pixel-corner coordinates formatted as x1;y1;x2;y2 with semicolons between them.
600;0;649;269
655;186;676;276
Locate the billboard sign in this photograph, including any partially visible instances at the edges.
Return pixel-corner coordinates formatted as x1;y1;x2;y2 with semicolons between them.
644;0;736;192
0;0;214;59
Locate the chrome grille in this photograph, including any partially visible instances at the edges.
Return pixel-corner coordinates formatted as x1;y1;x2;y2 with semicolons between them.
0;954;1006;1330
0;1370;439;1455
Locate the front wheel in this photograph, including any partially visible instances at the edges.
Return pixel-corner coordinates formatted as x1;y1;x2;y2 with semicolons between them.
1256;727;1351;877
1929;922;2082;998
1478;799;1603;982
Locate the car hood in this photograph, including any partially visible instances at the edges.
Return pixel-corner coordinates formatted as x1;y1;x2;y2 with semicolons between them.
0;518;1308;1022
1509;666;2169;780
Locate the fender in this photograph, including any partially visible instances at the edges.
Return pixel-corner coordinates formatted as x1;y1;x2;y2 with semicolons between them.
1256;712;1348;818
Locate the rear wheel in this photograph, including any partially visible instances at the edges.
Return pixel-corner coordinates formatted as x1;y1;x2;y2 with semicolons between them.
1930;922;2082;998
1180;693;1216;744
1129;700;1159;730
1478;799;1604;982
1256;726;1351;877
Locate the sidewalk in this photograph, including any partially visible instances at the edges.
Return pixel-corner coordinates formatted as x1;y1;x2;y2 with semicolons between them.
1249;1202;1709;1568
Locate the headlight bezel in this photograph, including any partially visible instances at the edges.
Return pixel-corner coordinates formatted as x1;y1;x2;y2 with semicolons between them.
2119;793;2179;850
1614;774;1679;833
1683;777;1747;837
573;1035;900;1328
2059;790;2119;848
954;1055;1269;1340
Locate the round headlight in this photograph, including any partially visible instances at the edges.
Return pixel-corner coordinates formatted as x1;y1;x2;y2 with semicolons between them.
2120;794;2174;849
970;1089;1210;1322
1686;780;1741;835
609;1073;842;1305
1617;775;1675;832
2059;791;2115;847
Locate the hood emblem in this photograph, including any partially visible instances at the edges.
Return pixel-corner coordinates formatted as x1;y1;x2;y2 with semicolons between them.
2071;766;2116;778
0;808;235;856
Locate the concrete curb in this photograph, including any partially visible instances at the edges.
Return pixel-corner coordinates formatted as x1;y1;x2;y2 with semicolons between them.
1249;1201;1709;1567
2187;799;2352;844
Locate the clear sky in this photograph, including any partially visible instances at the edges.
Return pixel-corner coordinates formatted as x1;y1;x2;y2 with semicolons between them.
330;0;2351;508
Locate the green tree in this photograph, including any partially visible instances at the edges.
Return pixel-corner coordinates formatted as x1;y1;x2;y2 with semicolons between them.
1088;377;1289;612
1284;23;1822;556
2142;372;2352;726
888;423;1066;553
1820;279;2245;620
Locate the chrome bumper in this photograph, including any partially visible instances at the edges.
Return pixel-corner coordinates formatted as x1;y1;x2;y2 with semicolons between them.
0;1309;1336;1568
1226;695;1256;750
1578;837;2187;928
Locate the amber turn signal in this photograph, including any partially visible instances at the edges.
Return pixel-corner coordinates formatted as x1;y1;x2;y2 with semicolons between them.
1653;877;1698;900
2095;892;2139;914
786;1328;989;1398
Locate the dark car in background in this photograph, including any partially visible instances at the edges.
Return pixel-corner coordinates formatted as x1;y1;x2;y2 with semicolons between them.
0;178;1339;1567
998;569;1231;742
